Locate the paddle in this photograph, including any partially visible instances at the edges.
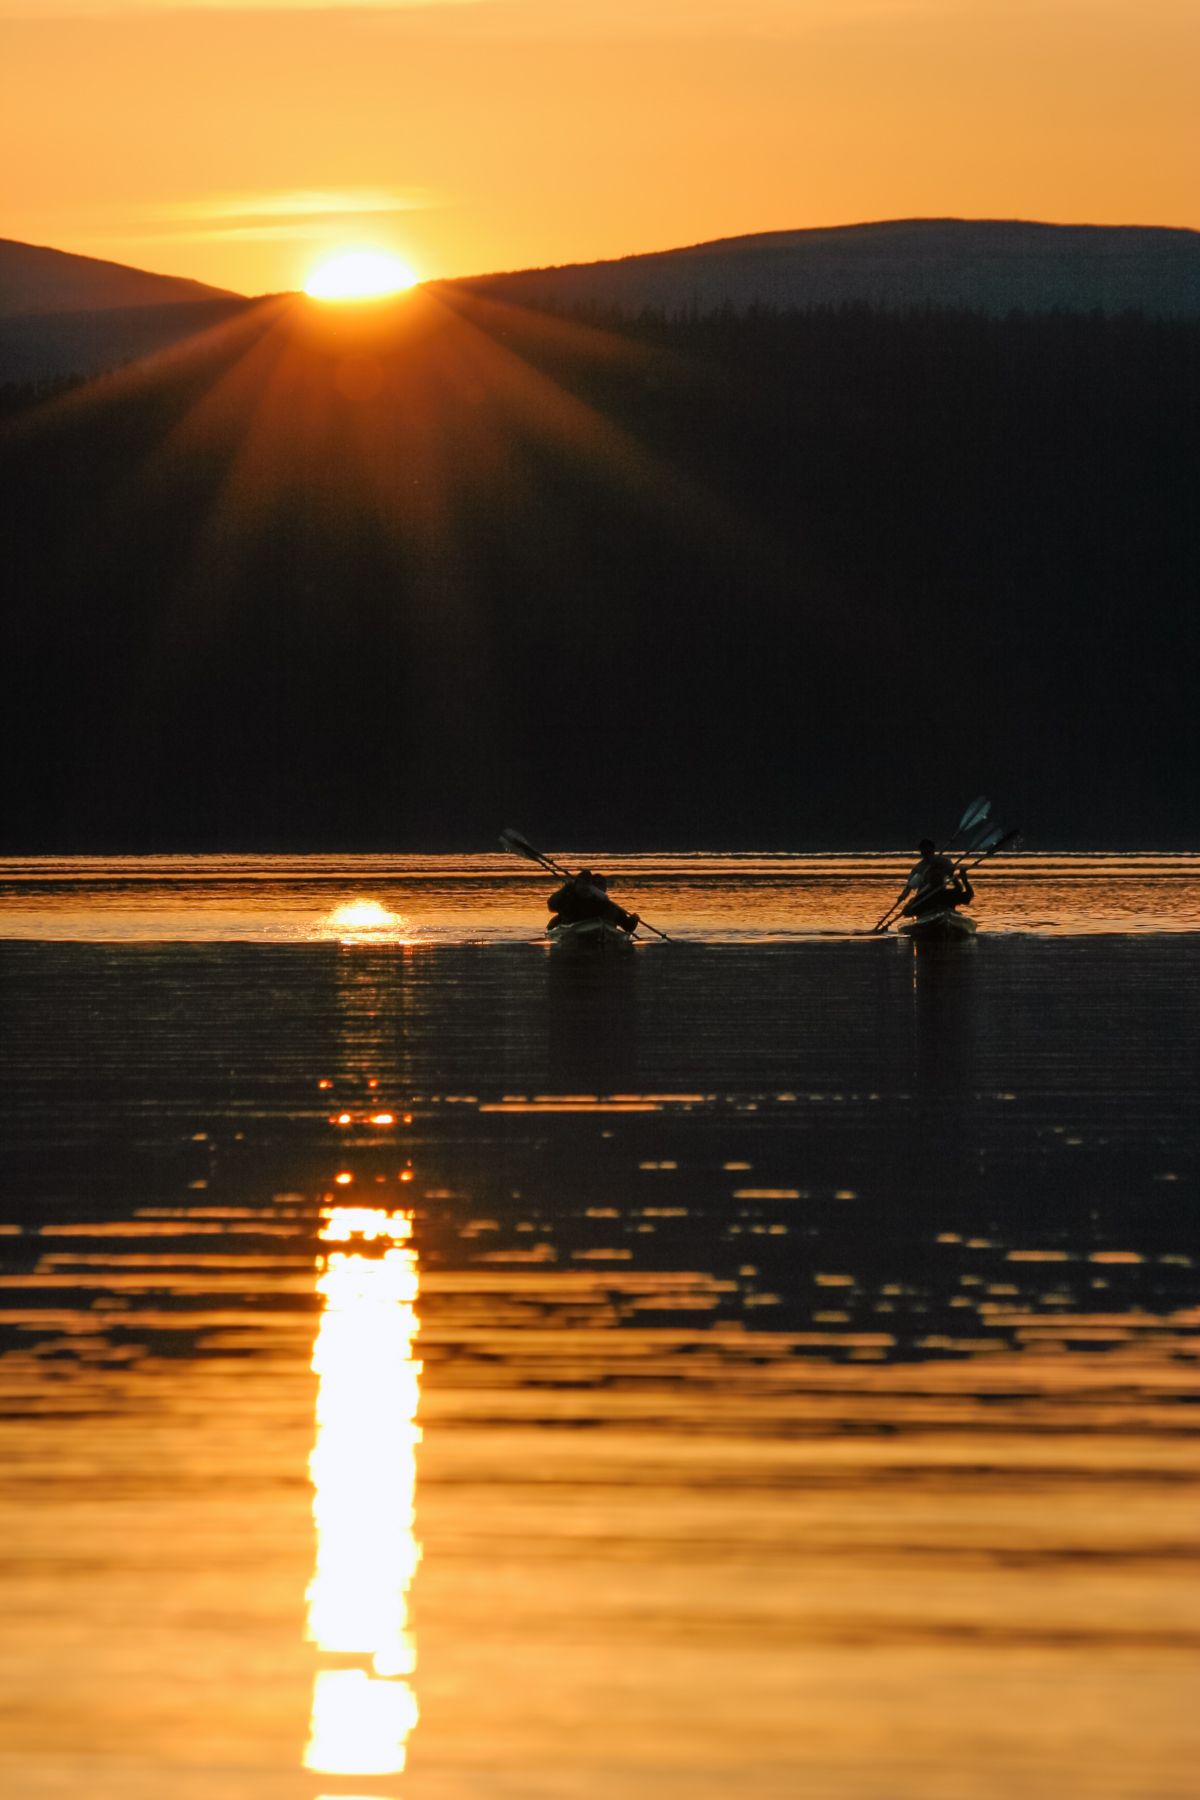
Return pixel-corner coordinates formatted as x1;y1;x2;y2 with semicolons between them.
499;827;569;880
499;828;670;940
955;825;1021;873
872;797;991;933
946;821;1004;872
953;795;992;845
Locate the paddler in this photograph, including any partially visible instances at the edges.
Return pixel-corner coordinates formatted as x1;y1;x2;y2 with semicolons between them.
899;838;974;919
547;868;639;935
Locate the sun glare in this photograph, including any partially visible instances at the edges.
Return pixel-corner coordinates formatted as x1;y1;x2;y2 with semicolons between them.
304;250;418;302
322;899;413;945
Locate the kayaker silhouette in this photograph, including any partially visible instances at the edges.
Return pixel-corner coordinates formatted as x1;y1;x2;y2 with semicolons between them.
901;838;973;919
547;869;639;935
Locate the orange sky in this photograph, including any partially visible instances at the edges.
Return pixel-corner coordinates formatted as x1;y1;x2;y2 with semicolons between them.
2;0;1196;296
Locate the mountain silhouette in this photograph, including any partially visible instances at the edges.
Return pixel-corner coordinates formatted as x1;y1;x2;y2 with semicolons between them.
0;238;238;317
0;239;248;382
7;219;1200;385
457;218;1200;318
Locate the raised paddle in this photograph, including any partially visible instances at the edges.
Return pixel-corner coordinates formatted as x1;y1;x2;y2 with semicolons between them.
499;828;670;940
943;821;1005;875
954;825;1022;874
953;795;992;845
499;827;569;879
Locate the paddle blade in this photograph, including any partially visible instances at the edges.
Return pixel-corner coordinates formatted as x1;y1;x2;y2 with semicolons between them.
964;818;1000;853
499;828;542;863
964;824;1021;868
971;823;1005;855
956;795;991;836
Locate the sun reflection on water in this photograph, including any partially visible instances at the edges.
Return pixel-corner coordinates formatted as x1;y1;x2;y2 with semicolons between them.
323;899;412;944
305;1204;421;1780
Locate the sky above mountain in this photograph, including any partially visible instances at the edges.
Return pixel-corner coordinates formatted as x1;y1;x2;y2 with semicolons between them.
1;0;1196;296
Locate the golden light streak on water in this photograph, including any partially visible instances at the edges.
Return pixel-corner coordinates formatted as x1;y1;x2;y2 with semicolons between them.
1;853;1197;943
304;1205;421;1780
325;898;413;944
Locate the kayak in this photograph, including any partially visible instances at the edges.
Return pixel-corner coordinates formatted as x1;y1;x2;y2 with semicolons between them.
547;918;636;954
898;908;978;941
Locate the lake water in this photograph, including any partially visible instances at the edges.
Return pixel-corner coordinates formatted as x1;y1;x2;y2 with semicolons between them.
0;856;1197;1798
1;851;1197;941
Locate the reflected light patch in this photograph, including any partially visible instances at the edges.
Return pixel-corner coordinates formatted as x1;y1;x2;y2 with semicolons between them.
307;1205;421;1778
324;898;411;944
320;1207;412;1244
329;900;398;931
306;1670;418;1776
305;250;418;301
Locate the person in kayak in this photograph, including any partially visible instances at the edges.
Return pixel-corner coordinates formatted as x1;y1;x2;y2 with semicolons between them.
900;838;974;919
547;869;639;935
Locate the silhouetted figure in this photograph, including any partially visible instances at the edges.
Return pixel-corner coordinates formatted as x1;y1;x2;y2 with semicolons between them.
901;838;973;918
548;869;639;935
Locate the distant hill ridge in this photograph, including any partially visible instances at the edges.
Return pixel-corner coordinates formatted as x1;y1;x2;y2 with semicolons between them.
0;238;238;319
0;238;249;382
4;219;1199;386
455;218;1200;318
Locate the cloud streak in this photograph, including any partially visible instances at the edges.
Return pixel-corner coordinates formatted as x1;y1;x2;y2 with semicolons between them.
106;187;440;244
165;188;437;220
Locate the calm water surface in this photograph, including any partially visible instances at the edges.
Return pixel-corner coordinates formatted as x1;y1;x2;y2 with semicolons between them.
0;858;1197;1798
1;851;1197;940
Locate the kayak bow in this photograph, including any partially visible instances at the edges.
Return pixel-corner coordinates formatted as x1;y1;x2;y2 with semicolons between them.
547;918;636;955
897;908;978;941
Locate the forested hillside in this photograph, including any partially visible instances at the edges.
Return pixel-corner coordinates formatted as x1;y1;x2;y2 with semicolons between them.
2;293;1197;849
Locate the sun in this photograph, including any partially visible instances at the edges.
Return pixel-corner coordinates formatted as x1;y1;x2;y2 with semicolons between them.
304;249;418;302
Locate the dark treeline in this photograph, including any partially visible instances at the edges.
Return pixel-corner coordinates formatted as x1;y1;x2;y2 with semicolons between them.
1;374;87;416
1;295;1197;850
